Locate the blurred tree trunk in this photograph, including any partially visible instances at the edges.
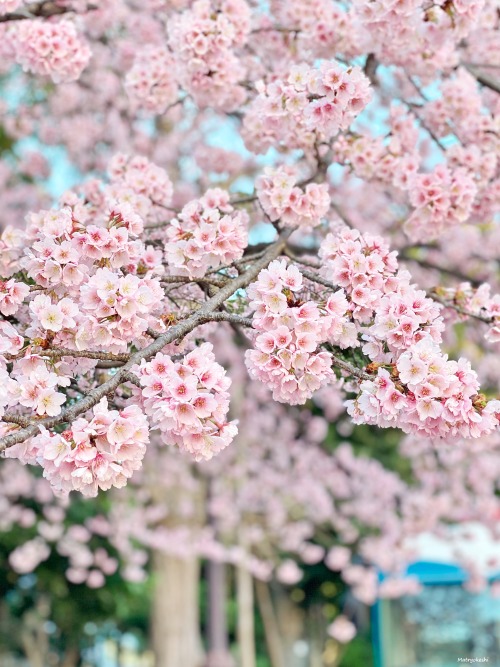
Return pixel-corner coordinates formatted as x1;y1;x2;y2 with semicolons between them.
20;602;50;667
236;566;256;667
255;580;285;667
151;552;204;667
276;592;305;667
308;606;326;667
205;560;234;667
61;645;80;667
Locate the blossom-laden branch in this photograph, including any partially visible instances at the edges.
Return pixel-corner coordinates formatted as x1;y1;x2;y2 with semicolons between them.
431;294;494;325
0;230;292;452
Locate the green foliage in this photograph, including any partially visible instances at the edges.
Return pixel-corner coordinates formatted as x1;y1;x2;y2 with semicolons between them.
339;630;374;667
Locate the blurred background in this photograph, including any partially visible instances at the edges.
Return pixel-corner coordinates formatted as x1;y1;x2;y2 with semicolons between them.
2;411;500;667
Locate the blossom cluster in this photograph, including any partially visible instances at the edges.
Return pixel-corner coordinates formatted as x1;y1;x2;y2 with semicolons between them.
319;228;399;324
125;46;179;115
256;167;330;228
245;259;354;405
269;0;360;60
318;228;500;439
333;105;421;189
6;19;91;84
79;268;163;351
348;339;500;440
405;165;477;241
243;61;372;153
0;278;29;316
446;144;499;224
5;399;149;496
0;226;26;277
7;355;70;418
138;343;238;461
23;208;78;279
167;0;250;110
22;204;149;298
0;319;24;357
424;69;498;150
105;153;174;223
349;0;485;77
164;188;248;279
368;285;444;358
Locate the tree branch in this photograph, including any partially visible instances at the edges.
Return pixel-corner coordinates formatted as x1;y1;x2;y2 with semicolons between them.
465;65;500;95
0;1;96;22
330;353;371;381
5;348;130;363
431;294;494;325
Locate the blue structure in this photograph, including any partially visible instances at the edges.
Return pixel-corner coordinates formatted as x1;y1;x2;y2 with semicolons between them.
373;562;500;667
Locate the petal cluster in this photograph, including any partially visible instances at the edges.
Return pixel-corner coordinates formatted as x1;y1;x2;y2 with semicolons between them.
125;46;179;115
245;259;353;404
138;343;238;461
256;167;330;228
243;60;371;153
165;189;248;279
6;399;149;497
10;20;91;84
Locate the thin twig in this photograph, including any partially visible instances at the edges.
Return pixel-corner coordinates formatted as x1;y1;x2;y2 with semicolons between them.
431;294;494;325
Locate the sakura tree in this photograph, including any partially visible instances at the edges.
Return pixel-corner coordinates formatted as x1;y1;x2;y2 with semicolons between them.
0;0;499;664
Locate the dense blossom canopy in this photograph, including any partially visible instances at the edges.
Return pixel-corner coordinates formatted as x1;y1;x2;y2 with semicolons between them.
0;0;499;607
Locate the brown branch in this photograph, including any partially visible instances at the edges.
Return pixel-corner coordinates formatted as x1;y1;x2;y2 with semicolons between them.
0;1;96;22
251;25;301;35
330;353;371;381
431;294;494;325
196;312;254;328
0;230;292;451
299;267;337;291
364;53;379;86
399;251;484;286
465;65;500;95
2;413;33;427
5;348;129;363
284;249;321;270
161;275;229;288
330;202;355;229
230;195;258;206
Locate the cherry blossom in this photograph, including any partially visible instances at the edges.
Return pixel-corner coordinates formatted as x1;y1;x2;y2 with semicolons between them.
137;343;237;461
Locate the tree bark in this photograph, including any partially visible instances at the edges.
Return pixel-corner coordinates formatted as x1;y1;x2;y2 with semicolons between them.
255;580;285;667
61;645;80;667
151;551;204;667
236;566;256;667
205;560;234;667
275;591;305;667
20;604;50;667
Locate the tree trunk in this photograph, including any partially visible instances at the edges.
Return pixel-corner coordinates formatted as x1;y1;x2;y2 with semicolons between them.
21;630;46;667
275;591;306;667
20;605;50;667
61;645;80;667
236;566;256;667
205;560;234;667
308;605;325;667
151;551;204;667
255;580;285;667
